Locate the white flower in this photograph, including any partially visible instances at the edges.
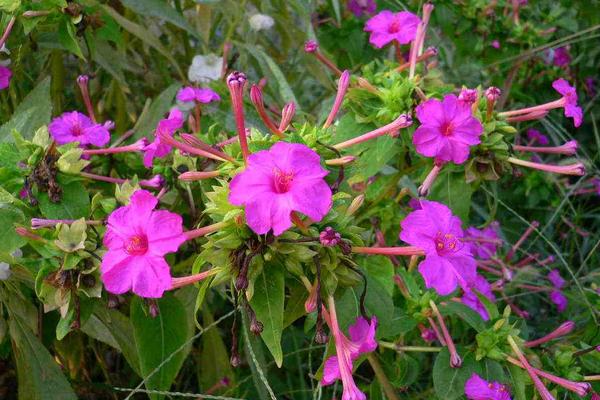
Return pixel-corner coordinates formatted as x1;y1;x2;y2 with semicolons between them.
0;263;9;280
249;14;274;31
187;54;223;84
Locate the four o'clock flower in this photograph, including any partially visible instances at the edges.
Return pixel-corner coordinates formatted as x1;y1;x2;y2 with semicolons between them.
465;222;501;259
322;296;377;400
550;290;568;313
364;10;421;48
547;269;565;289
176;86;221;105
499;79;582;127
400;200;476;295
347;0;376;18
465;373;512;400
461;274;496;321
0;65;11;90
413;94;484;164
49;111;114;147
143;108;184;168
526;129;549;145
101;190;187;298
228;142;332;236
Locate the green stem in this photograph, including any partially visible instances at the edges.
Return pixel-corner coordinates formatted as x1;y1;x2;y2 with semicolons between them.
367;353;400;400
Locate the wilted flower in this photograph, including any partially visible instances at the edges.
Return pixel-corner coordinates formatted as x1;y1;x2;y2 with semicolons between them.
0;262;10;280
461;274;496;321
143;108;184;168
547;269;565;289
552;47;571;67
0;65;11;90
458;88;478;104
464;373;511;400
400;200;476;295
320;227;342;247
465;222;501;259
364;10;421;48
550;290;568;312
188;54;223;83
347;0;376;17
176;86;221;104
413;94;484;164
526;129;549;145
48;111;114;147
248;13;274;31
228;142;332;236
101;190;187;298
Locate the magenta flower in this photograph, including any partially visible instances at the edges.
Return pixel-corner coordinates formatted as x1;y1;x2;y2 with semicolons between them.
400;200;476;295
347;0;376;17
550;290;568;313
465;222;500;259
0;65;11;90
491;40;501;49
461;274;496;321
552;78;583;127
552;47;571;67
364;10;421;48
465;373;511;400
228;142;332;236
322;315;377;400
48;111;114;147
547;269;565;289
143;109;184;168
458;88;478;105
526;129;549;145
176;86;221;104
101;190;187;298
413;94;484;164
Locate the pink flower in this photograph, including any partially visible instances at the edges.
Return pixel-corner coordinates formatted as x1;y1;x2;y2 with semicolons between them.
400;200;476;295
0;65;11;90
465;373;511;400
364;10;421;48
228;142;332;236
101;190;186;298
347;0;376;17
322;315;377;400
465;222;500;259
143;109;184;168
491;40;501;49
552;78;583;127
413;94;484;164
176;86;221;104
547;269;565;289
526;129;549;145
550;290;568;312
461;274;496;321
458;88;478;104
48;111;114;147
552;47;571;67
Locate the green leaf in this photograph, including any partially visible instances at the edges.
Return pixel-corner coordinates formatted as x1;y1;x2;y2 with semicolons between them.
0;204;26;253
429;169;473;222
507;364;527;400
283;280;309;329
440;301;487;333
132;83;181;140
249;262;285;367
91;305;141;375
0;77;52;142
0;0;20;12
57;148;89;174
58;19;85;60
9;314;78;400
131;294;193;399
197;306;233;391
120;0;199;39
432;348;478;400
38;180;90;220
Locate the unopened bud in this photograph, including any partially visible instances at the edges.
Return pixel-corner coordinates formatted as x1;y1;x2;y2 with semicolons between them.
304;40;318;53
346;194;365;216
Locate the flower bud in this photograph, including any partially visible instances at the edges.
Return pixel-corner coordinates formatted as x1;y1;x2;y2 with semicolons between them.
304;40;318;53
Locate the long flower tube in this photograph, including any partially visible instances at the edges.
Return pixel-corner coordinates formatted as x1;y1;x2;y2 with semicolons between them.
184;221;228;241
179;133;235;161
351;246;425;256
507;336;556;400
82;139;148;155
524;321;575;347
227;71;250;161
250;84;283;137
80;172;164;189
323;70;351;129
430;300;461;367
158;131;229;162
333;114;412;150
512;140;578;155
507;157;585;176
169;269;219;290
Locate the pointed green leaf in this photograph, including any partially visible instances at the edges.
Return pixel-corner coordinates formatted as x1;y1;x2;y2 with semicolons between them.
249;262;285;367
